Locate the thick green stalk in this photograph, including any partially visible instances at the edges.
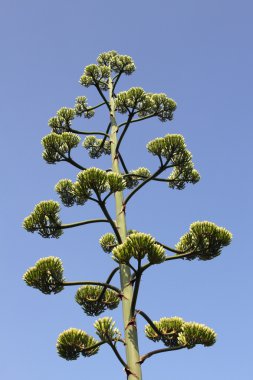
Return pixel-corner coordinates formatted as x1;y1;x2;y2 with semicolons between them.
108;76;142;380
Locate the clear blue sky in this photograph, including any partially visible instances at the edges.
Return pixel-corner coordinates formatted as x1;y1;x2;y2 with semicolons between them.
1;0;252;379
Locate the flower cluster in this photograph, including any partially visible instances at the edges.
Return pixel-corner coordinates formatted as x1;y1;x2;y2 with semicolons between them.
124;167;151;189
74;96;95;118
97;50;136;75
55;168;126;207
147;134;200;189
99;233;117;253
42;132;80;164
82;135;111;158
112;232;166;264
57;328;99;360
94;317;121;342
75;285;120;316
48;107;76;133
80;64;111;91
23;257;64;294
145;316;216;348
23;200;62;238
115;87;177;121
176;221;232;260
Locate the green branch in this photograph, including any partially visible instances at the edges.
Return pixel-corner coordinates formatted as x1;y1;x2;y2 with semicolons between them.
138;345;186;364
115;112;135;154
130;260;142;316
62;281;121;294
60;219;109;230
94;83;110;110
118;152;129;174
117;113;155;130
96;192;122;243
124;161;172;206
82;341;106;354
136;310;165;338
96;267;120;303
107;337;128;369
70;129;110;138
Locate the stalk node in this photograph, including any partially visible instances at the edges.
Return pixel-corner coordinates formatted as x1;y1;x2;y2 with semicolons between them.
124;367;139;379
125;316;136;330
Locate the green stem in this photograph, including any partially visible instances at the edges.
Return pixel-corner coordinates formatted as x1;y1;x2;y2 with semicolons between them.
70;129;110;138
130;260;142;316
136;310;163;338
60;219;109;230
62;281;121;294
124;161;171;206
109;74;142;380
82;341;106;354
96;267;120;303
138;345;186;364
107;339;128;368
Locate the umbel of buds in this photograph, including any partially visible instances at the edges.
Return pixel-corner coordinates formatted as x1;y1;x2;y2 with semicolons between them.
112;232;166;264
23;50;232;379
57;328;100;360
23;257;64;294
145;317;216;348
23;201;62;238
75;285;120;316
176;221;232;260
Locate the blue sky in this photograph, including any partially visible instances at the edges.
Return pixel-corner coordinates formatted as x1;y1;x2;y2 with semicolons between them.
1;0;252;379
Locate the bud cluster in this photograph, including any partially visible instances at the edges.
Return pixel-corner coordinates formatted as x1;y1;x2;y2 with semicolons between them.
97;50;136;75
115;87;177;121
48;107;76;133
55;168;126;207
147;134;200;189
74;96;95;118
94;317;121;342
112;232;166;264
99;233;117;253
145;316;216;348
23;200;62;238
124;167;151;189
83;135;111;158
42;132;81;164
176;221;232;260
23;256;64;294
75;285;120;316
57;328;99;360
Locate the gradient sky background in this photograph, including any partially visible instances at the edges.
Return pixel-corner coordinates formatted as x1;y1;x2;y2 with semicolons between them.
1;0;252;379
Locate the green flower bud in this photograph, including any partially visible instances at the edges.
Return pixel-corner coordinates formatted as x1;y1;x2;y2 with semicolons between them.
94;317;121;342
75;285;120;316
147;243;166;264
76;168;108;194
57;328;99;360
23;200;62;238
145;317;185;346
115;87;154;115
82;136;111;159
106;172;126;192
80;64;110;90
97;50;118;66
55;179;76;207
42;132;80;164
176;221;232;260
74;96;95;118
168;164;200;190
99;233;117;253
124;167;151;189
177;322;217;348
146;137;166;157
23;257;64;294
127;232;156;260
112;241;132;263
150;94;177;121
48;107;75;133
111;54;136;75
97;51;135;75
